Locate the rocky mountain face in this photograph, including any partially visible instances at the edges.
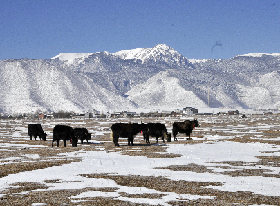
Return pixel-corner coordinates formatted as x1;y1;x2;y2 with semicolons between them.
1;44;280;114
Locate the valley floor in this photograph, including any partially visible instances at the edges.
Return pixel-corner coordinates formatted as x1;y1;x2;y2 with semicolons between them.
0;115;280;205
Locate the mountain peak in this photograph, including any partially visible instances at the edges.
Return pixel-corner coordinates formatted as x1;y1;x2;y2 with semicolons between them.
153;44;171;50
113;44;184;63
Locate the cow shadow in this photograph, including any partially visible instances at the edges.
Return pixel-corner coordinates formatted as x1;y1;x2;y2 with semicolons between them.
149;143;167;146
119;143;167;147
82;142;104;145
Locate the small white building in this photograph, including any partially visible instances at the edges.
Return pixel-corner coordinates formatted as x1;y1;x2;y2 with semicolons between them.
183;107;198;115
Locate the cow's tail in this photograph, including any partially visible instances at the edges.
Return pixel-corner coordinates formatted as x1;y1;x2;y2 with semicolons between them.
110;130;113;141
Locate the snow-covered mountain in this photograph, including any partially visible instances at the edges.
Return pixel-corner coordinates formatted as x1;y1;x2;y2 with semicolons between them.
52;53;94;64
113;44;186;65
0;59;136;114
1;44;280;114
236;53;280;58
126;71;208;109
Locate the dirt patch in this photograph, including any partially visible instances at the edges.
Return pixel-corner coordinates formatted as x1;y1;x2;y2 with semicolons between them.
222;168;280;178
118;192;166;199
120;144;182;158
229;135;280;145
155;163;212;173
80;173;222;194
0;186;145;206
2;182;48;194
257;155;280;167
156;162;280;178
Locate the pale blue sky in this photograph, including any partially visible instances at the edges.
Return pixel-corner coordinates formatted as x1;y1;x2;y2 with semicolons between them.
1;0;279;60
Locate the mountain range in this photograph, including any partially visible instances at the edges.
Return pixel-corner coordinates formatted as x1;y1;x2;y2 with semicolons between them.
1;44;280;114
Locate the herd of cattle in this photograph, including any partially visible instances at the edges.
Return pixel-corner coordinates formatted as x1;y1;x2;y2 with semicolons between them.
27;119;199;147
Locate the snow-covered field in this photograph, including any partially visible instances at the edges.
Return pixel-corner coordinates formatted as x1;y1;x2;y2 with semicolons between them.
0;114;280;205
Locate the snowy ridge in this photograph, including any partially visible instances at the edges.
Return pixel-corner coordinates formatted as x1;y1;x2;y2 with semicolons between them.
1;44;280;114
0;59;136;114
52;53;93;64
236;53;280;58
113;44;184;63
126;71;208;109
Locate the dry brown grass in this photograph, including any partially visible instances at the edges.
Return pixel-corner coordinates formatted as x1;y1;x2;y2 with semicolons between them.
81;173;280;205
155;163;212;173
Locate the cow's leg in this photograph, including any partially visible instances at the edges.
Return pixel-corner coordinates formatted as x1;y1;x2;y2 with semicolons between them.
161;130;165;143
113;135;119;146
172;128;178;141
81;138;84;144
30;135;32;140
167;133;171;142
156;136;159;143
128;136;133;146
72;138;77;147
173;132;178;141
64;140;67;147
146;135;150;144
57;140;59;147
34;135;37;140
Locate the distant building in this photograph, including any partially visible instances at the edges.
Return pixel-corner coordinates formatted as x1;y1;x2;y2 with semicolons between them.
84;112;93;118
183;107;198;115
111;112;123;118
111;111;137;118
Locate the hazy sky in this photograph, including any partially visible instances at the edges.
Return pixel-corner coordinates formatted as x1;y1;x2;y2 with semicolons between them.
1;0;280;60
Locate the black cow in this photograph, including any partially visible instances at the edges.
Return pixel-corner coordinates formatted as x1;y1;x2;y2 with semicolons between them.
52;125;77;147
142;123;171;144
28;124;47;141
172;119;199;141
111;123;142;146
74;128;91;144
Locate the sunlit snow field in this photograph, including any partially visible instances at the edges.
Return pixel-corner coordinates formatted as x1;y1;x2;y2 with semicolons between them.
0;114;280;205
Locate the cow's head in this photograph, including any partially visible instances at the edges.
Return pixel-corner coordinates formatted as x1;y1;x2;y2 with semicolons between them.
193;119;199;127
140;123;148;133
41;133;47;141
87;133;91;140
